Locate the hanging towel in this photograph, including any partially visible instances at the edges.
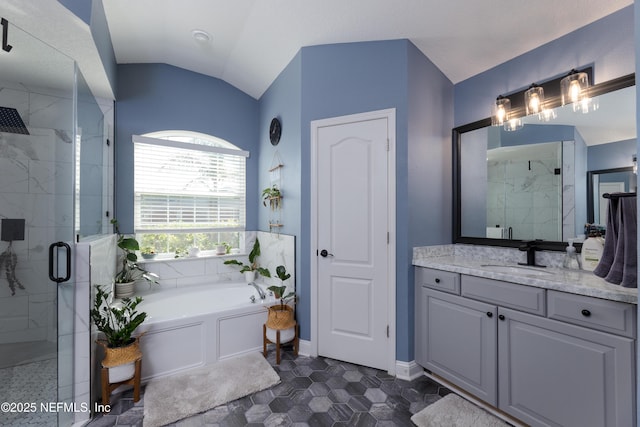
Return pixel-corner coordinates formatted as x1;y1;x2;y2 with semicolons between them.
593;195;637;288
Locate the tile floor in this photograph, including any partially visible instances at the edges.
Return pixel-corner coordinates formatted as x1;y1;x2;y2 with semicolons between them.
88;348;452;427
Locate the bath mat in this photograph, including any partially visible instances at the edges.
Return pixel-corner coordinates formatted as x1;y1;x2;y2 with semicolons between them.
411;393;509;427
143;352;280;427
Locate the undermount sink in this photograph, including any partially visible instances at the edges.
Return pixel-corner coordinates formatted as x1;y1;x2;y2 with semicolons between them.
480;264;553;277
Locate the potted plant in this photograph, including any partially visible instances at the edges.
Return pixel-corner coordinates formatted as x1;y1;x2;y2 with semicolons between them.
265;265;296;343
224;238;271;282
262;185;282;210
140;246;156;260
112;219;159;297
91;286;146;382
215;242;230;255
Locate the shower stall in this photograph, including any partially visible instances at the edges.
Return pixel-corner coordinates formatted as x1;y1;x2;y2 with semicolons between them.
0;19;112;426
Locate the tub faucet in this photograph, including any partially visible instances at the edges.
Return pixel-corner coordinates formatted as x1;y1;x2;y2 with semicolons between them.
248;282;266;300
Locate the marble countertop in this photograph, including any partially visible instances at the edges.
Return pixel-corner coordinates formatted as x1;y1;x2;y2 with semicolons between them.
413;248;637;304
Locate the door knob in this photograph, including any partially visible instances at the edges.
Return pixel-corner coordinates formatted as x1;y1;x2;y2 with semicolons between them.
320;249;334;258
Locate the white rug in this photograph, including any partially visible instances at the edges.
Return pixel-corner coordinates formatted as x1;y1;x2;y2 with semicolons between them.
411;393;509;427
143;352;280;427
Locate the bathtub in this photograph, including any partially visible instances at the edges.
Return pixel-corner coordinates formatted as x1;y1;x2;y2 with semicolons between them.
133;282;274;381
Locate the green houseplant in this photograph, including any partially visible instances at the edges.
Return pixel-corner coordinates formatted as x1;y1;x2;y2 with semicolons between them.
91;286;147;348
262;185;282;210
91;286;146;377
265;265;297;345
267;265;295;309
224;238;271;281
112;219;159;297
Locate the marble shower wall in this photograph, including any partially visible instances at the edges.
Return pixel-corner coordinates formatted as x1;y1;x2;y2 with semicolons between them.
486;141;562;241
257;231;296;296
75;234;117;425
0;81;75;345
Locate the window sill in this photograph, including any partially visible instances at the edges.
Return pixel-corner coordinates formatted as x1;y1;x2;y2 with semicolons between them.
139;252;245;263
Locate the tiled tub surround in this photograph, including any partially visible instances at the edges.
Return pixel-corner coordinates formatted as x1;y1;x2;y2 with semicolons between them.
137;231;295;296
99;232;296;381
413;244;637;303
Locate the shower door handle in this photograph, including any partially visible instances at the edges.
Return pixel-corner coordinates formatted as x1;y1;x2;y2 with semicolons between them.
49;242;71;283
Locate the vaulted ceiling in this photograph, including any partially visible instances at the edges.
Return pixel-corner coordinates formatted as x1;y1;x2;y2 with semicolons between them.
0;0;634;101
101;0;633;99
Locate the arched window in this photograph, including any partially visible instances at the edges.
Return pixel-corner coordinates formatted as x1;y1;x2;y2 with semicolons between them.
133;131;248;255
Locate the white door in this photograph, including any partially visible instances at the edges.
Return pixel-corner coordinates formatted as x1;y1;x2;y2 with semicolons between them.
311;110;395;371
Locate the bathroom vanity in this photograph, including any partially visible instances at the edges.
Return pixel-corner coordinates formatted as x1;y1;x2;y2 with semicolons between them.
413;246;637;427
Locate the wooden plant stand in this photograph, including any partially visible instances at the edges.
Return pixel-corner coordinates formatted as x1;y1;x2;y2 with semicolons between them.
263;323;299;364
100;358;142;406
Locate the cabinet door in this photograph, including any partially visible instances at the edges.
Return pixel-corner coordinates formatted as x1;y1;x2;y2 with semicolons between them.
498;308;635;427
417;288;498;405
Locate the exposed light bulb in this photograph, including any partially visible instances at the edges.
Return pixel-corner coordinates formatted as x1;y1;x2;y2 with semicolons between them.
492;96;511;127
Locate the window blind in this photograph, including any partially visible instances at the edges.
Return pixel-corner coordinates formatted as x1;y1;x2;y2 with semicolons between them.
133;135;246;233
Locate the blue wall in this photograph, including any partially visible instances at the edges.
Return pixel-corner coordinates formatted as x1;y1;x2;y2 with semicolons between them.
300;40;410;356
406;42;454;359
254;39;453;362
455;6;635;127
115;63;260;233
588;139;637;171
258;52;303;317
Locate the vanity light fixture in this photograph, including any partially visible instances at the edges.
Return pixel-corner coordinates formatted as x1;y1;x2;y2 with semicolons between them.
525;84;544;116
633;155;637;175
491;95;510;126
561;69;593;113
492;95;522;131
503;117;523;132
525;83;557;122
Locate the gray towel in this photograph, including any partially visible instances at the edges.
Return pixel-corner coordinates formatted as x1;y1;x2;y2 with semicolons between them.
593;195;637;288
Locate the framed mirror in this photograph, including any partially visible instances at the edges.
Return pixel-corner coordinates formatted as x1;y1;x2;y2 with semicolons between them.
587;167;636;225
454;74;636;250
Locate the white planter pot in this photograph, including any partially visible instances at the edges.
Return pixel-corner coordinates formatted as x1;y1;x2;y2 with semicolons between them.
244;270;257;283
106;361;136;383
115;281;135;298
216;245;226;255
265;326;296;343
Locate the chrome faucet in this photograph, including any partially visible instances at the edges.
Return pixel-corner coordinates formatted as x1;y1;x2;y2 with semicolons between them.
248;282;266;300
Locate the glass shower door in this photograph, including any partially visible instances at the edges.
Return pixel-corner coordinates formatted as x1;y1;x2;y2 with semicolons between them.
0;19;76;426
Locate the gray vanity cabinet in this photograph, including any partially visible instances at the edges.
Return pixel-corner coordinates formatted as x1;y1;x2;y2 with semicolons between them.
416;287;498;405
415;266;636;427
498;307;635;427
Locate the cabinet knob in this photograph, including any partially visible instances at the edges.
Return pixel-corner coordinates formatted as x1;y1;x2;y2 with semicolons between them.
486;312;493;318
581;309;591;317
434;278;440;283
498;314;505;321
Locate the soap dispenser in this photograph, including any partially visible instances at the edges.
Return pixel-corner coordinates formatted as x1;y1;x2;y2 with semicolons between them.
563;239;581;270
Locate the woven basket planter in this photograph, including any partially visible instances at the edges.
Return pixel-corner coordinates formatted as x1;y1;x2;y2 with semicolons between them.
266;304;295;330
97;337;143;368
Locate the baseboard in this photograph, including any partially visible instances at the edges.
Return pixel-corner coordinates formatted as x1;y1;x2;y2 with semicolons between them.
395;360;423;381
298;339;312;357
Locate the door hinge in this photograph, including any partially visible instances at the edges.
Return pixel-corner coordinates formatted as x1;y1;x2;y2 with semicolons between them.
386;325;389;338
387;232;390;244
386;139;390;151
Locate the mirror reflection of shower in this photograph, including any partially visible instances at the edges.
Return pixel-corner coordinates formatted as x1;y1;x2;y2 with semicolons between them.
486;141;563;241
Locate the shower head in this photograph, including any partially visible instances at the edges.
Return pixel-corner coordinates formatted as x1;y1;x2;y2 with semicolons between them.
0;106;29;135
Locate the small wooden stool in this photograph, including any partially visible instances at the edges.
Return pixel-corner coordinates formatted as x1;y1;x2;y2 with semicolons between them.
263;323;299;364
100;358;142;406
